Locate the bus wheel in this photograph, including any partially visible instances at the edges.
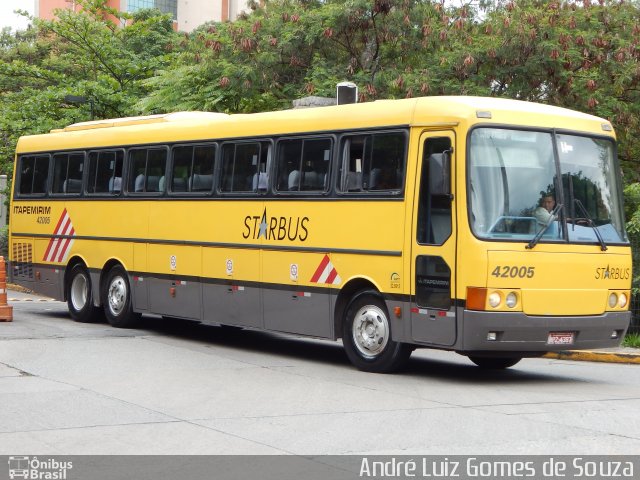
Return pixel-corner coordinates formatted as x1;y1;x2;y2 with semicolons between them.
342;292;411;373
66;264;101;323
103;265;141;328
468;356;521;369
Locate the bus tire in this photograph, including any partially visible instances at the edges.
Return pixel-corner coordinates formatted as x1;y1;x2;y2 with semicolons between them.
103;265;141;328
342;292;411;373
66;264;101;323
468;356;521;369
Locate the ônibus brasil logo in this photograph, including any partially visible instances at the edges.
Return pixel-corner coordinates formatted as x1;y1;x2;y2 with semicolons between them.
8;456;73;480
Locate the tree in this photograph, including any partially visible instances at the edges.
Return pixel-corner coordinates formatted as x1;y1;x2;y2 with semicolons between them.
0;0;178;177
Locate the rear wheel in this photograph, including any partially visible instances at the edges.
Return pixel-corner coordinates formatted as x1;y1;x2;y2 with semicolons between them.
468;356;522;369
342;292;411;373
103;265;141;328
66;264;102;323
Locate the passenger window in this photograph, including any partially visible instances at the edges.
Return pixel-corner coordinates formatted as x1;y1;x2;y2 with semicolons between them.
87;150;123;194
172;144;216;193
276;138;331;193
128;148;167;194
220;142;269;193
338;132;406;193
52;152;84;195
18;155;49;196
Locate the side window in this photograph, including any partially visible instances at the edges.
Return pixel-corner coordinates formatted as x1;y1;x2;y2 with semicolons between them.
338;131;406;193
52;152;84;195
275;138;331;193
219;141;269;193
17;155;49;196
87;150;123;195
171;144;216;193
417;137;452;245
128;147;167;194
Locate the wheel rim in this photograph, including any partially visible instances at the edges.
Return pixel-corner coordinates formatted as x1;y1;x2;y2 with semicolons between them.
107;275;127;316
351;304;389;358
70;272;89;311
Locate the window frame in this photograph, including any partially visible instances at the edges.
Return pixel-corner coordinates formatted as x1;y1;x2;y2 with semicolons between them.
273;135;334;196
50;151;86;197
15;153;51;198
86;148;125;197
168;142;218;196
335;129;408;197
126;145;170;196
217;140;272;196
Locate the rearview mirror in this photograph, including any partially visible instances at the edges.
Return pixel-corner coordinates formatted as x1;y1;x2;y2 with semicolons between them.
428;151;451;196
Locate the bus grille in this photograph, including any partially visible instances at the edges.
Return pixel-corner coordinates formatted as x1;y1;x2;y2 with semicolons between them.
12;242;33;280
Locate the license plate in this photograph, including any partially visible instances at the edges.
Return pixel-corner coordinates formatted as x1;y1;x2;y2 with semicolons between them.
547;332;575;345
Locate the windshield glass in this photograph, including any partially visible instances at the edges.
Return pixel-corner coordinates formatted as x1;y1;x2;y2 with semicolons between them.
557;134;627;243
469;128;627;244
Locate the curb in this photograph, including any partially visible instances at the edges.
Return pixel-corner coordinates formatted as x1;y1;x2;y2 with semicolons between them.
543;350;640;365
9;298;58;302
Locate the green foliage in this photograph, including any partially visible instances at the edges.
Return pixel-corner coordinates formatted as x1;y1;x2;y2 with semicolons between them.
623;332;640;349
624;183;640;295
0;225;7;260
0;0;178;181
136;0;640;182
2;0;640;226
624;183;640;235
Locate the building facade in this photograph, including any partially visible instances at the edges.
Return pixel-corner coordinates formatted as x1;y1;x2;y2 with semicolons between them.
35;0;250;30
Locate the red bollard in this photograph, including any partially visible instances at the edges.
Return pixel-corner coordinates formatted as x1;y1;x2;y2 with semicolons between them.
0;256;14;322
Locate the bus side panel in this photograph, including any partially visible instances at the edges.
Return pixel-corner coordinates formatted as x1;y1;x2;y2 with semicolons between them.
147;244;202;320
132;242;148;311
201;247;262;328
262;250;332;338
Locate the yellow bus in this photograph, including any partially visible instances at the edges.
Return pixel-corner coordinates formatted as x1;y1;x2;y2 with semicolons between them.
9;96;632;372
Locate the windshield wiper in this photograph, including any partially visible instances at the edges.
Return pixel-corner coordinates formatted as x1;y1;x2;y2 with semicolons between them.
574;199;608;251
526;203;563;250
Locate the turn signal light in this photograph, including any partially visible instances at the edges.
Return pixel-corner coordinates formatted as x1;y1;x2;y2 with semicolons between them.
467;287;488;311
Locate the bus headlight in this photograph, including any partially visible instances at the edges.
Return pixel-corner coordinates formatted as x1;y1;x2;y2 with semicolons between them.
618;293;628;309
488;292;502;308
466;287;522;312
505;292;518;309
608;292;618;309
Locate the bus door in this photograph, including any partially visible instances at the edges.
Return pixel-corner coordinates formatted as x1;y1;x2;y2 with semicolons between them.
410;131;457;346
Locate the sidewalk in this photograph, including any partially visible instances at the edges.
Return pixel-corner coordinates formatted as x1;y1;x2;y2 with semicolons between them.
543;348;640;364
5;287;640;364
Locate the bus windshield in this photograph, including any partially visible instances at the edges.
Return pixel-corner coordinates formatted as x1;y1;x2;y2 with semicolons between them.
468;127;627;245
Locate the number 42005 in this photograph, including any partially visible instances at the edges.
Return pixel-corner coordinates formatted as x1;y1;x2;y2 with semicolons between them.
491;266;535;278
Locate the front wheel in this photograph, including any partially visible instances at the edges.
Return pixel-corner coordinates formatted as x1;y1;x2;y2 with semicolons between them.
468;356;522;369
102;265;141;328
342;292;412;373
66;264;102;323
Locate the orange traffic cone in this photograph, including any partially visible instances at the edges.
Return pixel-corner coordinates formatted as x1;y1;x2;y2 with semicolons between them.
0;256;14;322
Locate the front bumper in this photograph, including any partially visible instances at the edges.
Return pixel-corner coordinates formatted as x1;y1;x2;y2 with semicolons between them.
459;310;630;353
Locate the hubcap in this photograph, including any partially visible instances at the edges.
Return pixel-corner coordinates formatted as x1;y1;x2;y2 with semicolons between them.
107;275;127;316
352;304;389;358
70;273;89;311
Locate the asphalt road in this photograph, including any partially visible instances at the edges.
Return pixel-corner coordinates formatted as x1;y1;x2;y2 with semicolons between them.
1;292;640;455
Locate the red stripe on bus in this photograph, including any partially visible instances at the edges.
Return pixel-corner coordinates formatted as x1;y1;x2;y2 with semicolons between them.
53;209;68;234
325;268;338;285
49;216;72;261
56;227;75;262
43;209;68;260
310;254;330;283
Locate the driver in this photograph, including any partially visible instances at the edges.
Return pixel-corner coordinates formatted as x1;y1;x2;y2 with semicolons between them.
535;193;556;225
